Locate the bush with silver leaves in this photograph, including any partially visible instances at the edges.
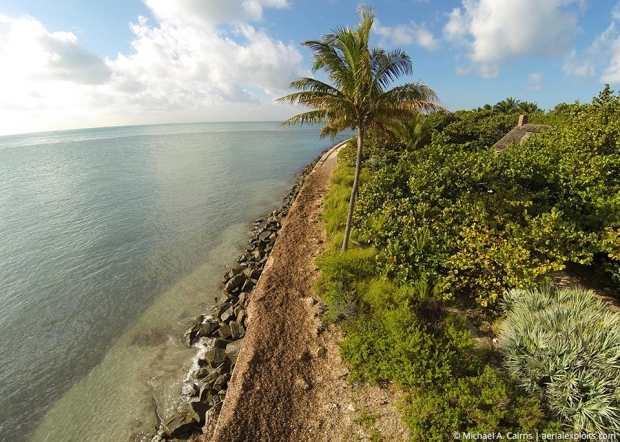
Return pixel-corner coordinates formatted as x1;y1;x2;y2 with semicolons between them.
498;285;620;433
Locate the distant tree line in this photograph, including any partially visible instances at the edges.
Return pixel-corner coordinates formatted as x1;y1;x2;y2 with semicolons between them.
475;97;541;114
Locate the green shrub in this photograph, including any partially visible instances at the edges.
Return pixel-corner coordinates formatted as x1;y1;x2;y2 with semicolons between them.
339;294;558;439
315;248;377;322
354;88;620;307
498;285;620;432
340;306;478;388
401;366;555;441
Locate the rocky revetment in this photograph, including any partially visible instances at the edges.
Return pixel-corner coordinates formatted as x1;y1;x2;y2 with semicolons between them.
148;155;324;441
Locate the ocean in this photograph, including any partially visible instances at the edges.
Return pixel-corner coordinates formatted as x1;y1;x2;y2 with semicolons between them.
0;122;344;442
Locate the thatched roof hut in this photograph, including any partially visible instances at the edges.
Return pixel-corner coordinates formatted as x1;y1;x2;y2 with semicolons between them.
493;115;550;152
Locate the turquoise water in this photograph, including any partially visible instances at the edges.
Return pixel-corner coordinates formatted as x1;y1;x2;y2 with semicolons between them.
0;122;344;442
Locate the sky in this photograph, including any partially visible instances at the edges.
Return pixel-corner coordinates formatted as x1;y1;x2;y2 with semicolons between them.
0;0;619;136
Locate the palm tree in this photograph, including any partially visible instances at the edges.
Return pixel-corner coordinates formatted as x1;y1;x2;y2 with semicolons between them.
390;113;435;151
277;7;442;251
518;101;540;114
493;97;521;113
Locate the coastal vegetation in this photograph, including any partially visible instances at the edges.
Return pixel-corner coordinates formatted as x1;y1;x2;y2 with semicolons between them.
315;86;620;438
499;286;620;432
277;6;442;251
275;5;619;438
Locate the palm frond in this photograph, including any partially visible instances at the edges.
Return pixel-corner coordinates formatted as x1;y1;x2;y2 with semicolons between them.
286;78;343;95
371;49;413;92
378;83;443;112
280;110;328;127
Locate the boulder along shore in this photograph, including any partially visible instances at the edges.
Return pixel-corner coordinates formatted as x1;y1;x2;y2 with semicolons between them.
149;140;346;441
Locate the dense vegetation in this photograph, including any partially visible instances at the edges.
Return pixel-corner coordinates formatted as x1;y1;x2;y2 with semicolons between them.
356;87;620;307
319;159;560;439
316;87;620;438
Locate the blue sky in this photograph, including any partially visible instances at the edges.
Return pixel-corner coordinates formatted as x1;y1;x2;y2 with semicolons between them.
0;0;619;135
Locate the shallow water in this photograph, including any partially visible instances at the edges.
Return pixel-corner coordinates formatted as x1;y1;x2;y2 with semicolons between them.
0;122;344;442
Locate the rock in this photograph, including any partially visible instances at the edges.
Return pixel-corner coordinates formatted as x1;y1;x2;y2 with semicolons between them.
185;319;219;346
222;267;243;283
213;374;229;391
229;321;245;339
196;365;215;380
224;274;246;294
220;305;234;322
202;368;222;386
198;384;216;403
161;411;198;438
236;310;247;326
238;292;247;305
188;401;210;425
243;267;261;280
217;323;232;339
181;382;197;397
225;339;244;364
241;279;255;293
237;254;247;263
317;347;327;358
184;323;201;346
212;338;229;349
258;230;272;242
212;303;231;319
204;348;228;368
325;403;339;412
218;291;235;302
196;320;219;338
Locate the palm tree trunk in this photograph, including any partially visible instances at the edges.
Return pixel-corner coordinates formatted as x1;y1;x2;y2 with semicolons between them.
342;124;364;251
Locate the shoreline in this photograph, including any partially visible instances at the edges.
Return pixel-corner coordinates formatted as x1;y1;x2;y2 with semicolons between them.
149;140;349;441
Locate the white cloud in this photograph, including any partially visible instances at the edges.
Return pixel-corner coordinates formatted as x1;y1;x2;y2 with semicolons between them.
614;2;620;21
455;65;471;76
562;3;620;84
0;14;112;134
143;0;289;25
563;48;597;77
525;72;544;92
374;20;439;51
602;35;620;83
444;0;583;77
0;14;110;85
0;1;303;135
478;64;499;79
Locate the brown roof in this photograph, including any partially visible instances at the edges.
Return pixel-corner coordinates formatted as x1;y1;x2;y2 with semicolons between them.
493;123;551;152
